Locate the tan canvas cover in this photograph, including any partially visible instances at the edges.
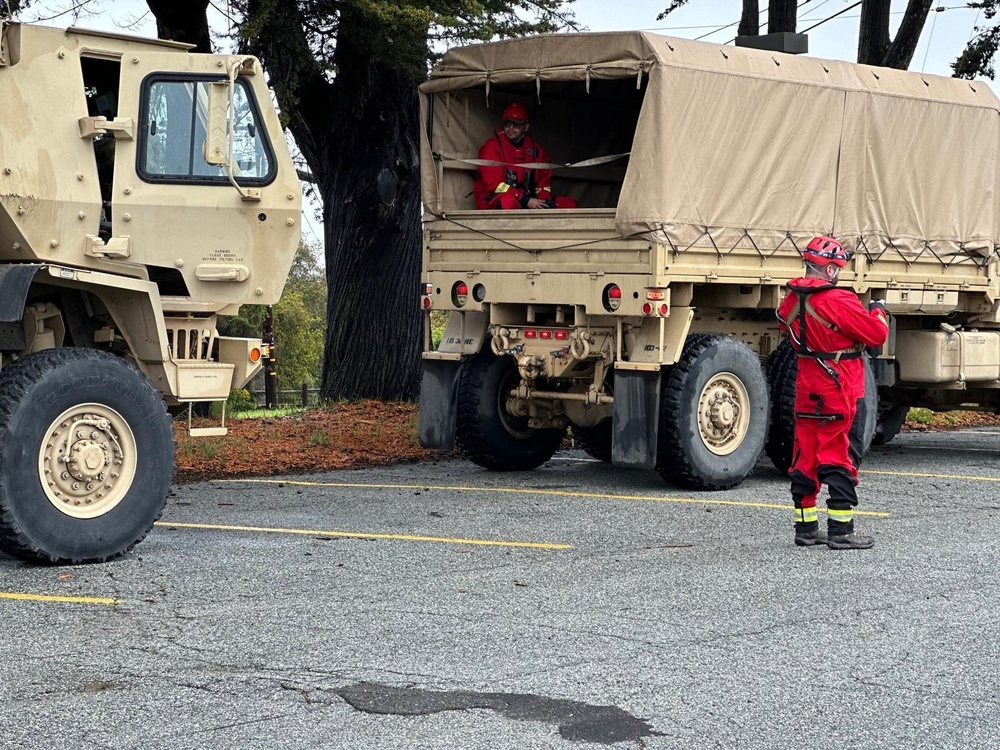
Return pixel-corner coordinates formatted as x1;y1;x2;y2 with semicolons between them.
420;31;1000;259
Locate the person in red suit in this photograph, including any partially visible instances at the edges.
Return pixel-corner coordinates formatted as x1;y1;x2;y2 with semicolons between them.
776;235;890;550
473;102;578;210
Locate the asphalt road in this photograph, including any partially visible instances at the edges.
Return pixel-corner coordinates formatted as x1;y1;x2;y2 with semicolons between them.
2;428;999;749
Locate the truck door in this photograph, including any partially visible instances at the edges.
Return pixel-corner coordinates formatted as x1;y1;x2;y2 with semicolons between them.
110;51;298;307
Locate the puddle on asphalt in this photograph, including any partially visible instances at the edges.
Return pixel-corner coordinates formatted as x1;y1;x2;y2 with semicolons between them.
333;681;662;745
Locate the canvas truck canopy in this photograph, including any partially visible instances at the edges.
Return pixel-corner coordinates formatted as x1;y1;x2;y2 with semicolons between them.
420;31;1000;261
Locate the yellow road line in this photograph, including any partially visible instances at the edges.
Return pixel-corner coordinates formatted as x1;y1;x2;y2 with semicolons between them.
156;521;570;550
864;469;1000;483
218;479;891;518
0;592;119;605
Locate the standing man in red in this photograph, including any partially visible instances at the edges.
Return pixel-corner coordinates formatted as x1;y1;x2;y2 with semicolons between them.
776;236;890;550
473;102;578;210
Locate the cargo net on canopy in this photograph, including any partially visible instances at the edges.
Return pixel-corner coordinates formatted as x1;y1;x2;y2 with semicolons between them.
653;226;1000;270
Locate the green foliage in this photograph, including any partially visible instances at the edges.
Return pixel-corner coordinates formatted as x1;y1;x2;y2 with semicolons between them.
430;311;449;349
908;407;934;425
235;405;308;419
308;429;330;446
217;243;326;391
228;388;256;412
238;0;579;92
953;2;1000;79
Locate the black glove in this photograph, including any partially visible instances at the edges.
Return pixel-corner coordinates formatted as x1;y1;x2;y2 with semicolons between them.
868;299;888;316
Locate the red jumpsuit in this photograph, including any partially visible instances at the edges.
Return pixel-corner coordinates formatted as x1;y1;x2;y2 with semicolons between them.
776;278;889;531
473;129;578;210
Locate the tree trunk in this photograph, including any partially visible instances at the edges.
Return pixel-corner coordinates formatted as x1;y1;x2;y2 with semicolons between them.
882;0;933;69
858;0;931;68
146;0;212;53
320;8;423;400
767;0;796;33
739;0;760;37
242;0;423;402
857;0;892;65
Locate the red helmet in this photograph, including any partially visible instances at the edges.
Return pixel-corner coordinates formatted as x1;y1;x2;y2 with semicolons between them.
803;235;850;267
501;102;530;124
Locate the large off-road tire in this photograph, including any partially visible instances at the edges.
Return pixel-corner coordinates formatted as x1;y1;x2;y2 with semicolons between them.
655;334;768;490
764;341;878;474
0;348;174;564
455;352;565;471
573;420;613;463
764;341;799;474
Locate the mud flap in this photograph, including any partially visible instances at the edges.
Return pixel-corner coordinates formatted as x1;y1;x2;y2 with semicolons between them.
611;368;661;469
0;264;42;321
419;358;462;449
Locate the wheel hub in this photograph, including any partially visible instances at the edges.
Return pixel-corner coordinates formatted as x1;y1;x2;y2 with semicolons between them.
40;406;136;519
697;373;750;456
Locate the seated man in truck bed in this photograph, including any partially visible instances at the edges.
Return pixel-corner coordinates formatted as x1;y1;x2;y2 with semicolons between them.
473;102;578;210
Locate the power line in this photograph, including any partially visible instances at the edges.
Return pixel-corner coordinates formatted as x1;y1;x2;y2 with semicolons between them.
799;1;863;34
921;4;940;71
695;0;816;42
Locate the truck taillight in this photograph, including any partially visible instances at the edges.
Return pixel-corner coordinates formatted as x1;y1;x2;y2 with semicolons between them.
646;288;667;300
249;347;261;363
422;296;432;310
421;283;433;296
452;281;469;307
659;303;669;316
641;302;653;316
603;283;622;312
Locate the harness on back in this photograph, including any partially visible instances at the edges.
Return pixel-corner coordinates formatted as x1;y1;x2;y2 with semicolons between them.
784;283;863;393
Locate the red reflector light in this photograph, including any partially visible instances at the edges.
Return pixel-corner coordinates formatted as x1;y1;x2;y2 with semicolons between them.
422;297;432;309
555;330;568;340
642;303;653;316
659;303;669;316
603;283;623;312
524;330;537;338
540;330;553;339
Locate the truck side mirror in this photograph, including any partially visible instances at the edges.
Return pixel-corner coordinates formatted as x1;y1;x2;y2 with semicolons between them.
204;79;230;166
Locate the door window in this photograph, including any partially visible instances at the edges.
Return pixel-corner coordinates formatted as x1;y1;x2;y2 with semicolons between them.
138;75;275;186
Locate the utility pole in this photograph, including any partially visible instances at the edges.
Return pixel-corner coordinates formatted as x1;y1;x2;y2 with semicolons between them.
263;305;278;409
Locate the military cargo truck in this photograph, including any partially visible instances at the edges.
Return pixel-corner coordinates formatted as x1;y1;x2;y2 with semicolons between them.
0;22;301;563
417;32;1000;490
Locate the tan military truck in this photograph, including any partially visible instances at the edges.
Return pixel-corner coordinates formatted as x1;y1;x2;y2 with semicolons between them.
417;32;1000;490
0;22;300;563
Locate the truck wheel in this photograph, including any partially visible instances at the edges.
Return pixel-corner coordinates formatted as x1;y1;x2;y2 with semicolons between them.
656;334;768;490
455;352;565;471
764;342;878;473
764;341;798;474
573;421;613;462
0;348;174;564
873;404;909;446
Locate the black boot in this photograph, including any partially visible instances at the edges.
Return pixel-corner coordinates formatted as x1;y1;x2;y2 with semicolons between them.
794;523;827;547
826;530;874;550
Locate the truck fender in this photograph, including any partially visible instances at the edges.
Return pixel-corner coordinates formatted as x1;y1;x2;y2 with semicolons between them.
0;264;42;322
611;366;662;469
419;357;463;449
